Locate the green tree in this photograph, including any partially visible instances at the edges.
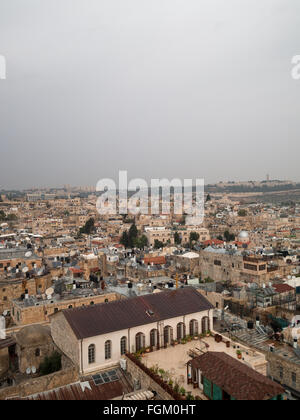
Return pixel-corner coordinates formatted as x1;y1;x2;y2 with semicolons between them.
154;240;164;249
128;223;138;247
80;218;95;235
224;230;235;242
238;209;247;217
120;231;129;248
174;231;182;245
135;235;148;249
189;232;200;243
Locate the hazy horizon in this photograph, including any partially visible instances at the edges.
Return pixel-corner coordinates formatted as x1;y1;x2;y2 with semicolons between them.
1;0;300;190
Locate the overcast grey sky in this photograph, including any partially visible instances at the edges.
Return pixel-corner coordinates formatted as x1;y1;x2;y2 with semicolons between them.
0;0;299;189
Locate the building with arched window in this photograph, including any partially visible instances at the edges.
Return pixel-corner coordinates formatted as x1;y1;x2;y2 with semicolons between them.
105;341;112;360
88;344;95;364
120;336;127;355
50;288;214;374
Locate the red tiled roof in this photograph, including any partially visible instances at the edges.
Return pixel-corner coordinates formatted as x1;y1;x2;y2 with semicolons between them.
61;288;214;340
273;284;295;294
144;256;166;265
90;267;100;273
190;352;284;400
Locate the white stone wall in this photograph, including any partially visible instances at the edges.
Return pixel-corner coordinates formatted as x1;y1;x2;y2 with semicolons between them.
80;308;213;374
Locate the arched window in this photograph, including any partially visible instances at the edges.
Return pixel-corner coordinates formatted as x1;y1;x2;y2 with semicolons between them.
88;344;95;364
201;316;210;334
135;333;145;352
189;319;199;336
105;340;112;360
150;329;158;348
163;326;173;345
120;336;127;355
177;322;186;340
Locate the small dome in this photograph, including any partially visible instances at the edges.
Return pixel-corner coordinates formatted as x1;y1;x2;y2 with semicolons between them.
16;325;52;347
239;231;249;239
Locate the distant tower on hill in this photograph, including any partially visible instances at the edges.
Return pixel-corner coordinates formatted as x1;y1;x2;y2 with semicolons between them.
266;174;270;182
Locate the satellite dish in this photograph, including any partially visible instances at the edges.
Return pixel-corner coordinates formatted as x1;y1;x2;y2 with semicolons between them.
45;287;54;296
31;366;37;374
25;251;32;258
26;367;31;375
22;267;29;273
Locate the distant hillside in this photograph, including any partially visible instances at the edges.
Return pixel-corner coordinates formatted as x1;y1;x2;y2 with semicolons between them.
206;181;300;194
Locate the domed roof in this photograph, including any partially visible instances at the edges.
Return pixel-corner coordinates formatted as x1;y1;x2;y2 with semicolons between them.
239;231;249;239
16;325;52;347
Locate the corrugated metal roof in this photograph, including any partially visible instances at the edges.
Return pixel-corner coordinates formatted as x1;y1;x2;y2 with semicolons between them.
24;378;131;400
62;287;214;339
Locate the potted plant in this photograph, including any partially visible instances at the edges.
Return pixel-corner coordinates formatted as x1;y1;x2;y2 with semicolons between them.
145;347;151;353
180;387;186;399
236;350;242;360
186;392;195;400
187;335;192;342
173;383;180;394
168;379;174;388
194;335;198;340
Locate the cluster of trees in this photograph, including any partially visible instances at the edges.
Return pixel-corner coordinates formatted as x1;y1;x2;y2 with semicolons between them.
0;210;18;222
120;223;148;249
173;231;200;247
79;218;95;235
154;239;165;249
224;230;235;242
238;209;247;217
